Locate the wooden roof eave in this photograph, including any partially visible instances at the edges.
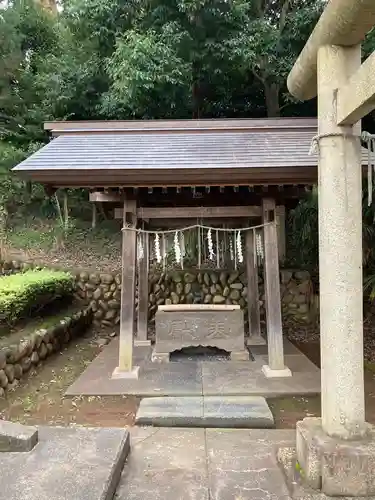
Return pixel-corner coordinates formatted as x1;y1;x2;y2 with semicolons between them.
15;166;318;188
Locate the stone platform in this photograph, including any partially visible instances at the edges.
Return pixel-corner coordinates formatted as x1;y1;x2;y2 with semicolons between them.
66;338;320;398
135;395;275;428
0;425;129;500
116;427;338;500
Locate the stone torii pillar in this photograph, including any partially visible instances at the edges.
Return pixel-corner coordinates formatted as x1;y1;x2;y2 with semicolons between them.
287;0;375;495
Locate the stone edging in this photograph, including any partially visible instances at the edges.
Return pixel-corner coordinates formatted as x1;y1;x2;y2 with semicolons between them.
0;307;93;397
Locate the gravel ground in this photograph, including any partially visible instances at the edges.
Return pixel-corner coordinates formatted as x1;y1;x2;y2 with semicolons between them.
284;315;375;363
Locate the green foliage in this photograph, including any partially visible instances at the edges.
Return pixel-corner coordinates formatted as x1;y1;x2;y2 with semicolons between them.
103;25;192;118
0;268;74;325
0;0;58;146
288;182;375;299
5;215;122;264
224;0;324;116
1;0;375;268
287;189;319;272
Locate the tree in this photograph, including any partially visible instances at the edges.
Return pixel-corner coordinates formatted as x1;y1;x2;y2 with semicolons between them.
101;0;267;118
226;0;324;117
103;25;192;118
0;0;58;146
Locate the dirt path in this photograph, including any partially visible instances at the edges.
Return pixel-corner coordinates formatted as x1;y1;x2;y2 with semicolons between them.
3;325;375;431
0;333;139;427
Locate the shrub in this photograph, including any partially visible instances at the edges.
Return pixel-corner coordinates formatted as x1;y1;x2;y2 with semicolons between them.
0;269;74;325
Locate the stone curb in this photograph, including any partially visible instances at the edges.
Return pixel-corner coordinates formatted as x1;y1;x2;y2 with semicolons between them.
0;306;93;397
100;430;131;500
0;420;38;452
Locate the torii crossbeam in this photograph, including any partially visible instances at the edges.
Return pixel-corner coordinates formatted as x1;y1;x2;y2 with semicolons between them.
288;0;375;496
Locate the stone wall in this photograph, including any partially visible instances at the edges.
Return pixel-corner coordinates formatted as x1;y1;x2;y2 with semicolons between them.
0;307;92;397
0;259;313;328
148;269;313;331
74;271;122;327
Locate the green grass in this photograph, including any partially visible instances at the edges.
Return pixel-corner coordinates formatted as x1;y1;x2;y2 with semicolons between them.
6;226;58;251
365;361;375;373
5;216;122;262
0;269;74;325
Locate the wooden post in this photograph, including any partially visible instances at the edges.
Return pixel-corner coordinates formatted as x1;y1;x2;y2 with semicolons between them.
113;199;139;378
276;206;286;263
135;232;150;346
245;228;264;345
262;198;291;377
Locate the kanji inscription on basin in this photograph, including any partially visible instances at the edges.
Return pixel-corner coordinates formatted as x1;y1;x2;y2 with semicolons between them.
152;306;249;362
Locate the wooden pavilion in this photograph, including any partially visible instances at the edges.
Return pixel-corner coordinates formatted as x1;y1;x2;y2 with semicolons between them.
13;117;324;378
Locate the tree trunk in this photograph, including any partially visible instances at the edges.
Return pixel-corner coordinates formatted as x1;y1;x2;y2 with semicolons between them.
264;82;280;117
192;79;200;119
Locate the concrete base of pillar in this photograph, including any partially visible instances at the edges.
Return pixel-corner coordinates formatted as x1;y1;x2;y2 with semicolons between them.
112;366;140;379
151;351;170;363
246;336;266;346
262;364;292;378
296;417;375;496
134;339;151;347
230;350;250;361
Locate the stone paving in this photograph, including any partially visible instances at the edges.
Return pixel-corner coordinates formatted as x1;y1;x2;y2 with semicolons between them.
65;338;320;398
0;425;130;500
116;427;296;500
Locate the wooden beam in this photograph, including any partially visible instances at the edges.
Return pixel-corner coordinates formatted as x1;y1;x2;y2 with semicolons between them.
115;206;262;220
262;198;287;374
337;51;375;125
135;232;150;346
245;229;263;344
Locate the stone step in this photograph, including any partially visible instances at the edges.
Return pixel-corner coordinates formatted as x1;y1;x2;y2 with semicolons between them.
135;396;275;428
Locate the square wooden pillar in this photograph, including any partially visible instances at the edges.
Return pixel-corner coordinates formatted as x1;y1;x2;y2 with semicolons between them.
276;206;286;263
262;198;291;378
113;199;139;379
135;232;151;346
245;229;265;345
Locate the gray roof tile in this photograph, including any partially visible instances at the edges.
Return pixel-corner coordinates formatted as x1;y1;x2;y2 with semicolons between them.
14;129;322;172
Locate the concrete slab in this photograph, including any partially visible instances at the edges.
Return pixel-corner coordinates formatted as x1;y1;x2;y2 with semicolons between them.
203;396;274;428
136;396;275;428
116;428;209;500
66;337;320;399
116;428;297;500
205;429;294;500
66;339;202;397
136;397;204;427
0;425;130;500
202;362;320;397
